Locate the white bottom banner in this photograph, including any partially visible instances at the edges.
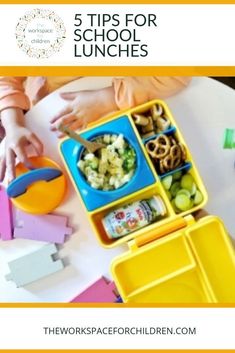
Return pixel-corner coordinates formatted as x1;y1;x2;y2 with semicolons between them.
0;307;234;349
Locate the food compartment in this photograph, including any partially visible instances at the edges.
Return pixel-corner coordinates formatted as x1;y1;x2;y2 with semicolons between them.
161;166;207;215
186;217;235;302
111;232;196;299
144;128;188;177
130;101;172;139
127;268;213;303
130;99;188;176
89;183;173;248
59;115;156;211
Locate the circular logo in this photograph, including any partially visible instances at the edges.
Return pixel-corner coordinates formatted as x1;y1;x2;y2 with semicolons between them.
15;8;66;59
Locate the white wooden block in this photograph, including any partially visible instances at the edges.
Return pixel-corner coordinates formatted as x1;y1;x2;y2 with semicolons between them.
5;244;64;287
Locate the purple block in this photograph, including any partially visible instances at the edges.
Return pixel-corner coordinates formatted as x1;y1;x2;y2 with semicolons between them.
14;210;73;244
70;277;118;303
0;186;13;240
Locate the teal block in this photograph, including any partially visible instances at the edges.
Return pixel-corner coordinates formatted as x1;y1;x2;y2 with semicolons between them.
5;244;64;287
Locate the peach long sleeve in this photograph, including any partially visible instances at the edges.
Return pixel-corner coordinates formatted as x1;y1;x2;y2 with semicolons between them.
0;77;78;114
113;76;191;109
0;76;191;116
0;77;30;112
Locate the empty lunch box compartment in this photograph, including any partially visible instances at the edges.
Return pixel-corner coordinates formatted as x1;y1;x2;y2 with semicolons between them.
127;269;212;303
112;233;195;298
186;217;235;302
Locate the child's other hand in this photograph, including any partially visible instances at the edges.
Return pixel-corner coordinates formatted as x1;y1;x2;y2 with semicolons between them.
50;87;118;137
0;108;43;183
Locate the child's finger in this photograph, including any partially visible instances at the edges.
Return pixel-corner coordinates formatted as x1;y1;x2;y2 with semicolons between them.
0;156;6;182
50;114;77;131
68;118;84;131
28;133;43;155
50;106;72;123
57;131;66;139
6;148;16;183
60;92;79;101
14;144;33;170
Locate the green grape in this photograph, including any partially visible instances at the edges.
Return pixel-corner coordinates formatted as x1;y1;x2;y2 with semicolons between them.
175;194;191;211
189;199;194;209
162;175;173;190
170;182;181;197
180;174;194;191
194;190;203;205
166;190;172;201
172;170;183;180
190;182;197;196
176;189;191;198
171;199;181;213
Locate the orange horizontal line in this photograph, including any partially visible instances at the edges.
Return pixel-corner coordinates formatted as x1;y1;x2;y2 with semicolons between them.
0;303;235;308
0;347;233;352
0;66;235;76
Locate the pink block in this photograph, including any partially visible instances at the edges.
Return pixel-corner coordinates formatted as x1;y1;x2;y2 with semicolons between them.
70;277;118;303
14;210;73;244
0;186;13;240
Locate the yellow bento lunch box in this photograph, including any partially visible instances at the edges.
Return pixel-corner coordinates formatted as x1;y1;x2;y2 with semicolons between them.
59;99;235;303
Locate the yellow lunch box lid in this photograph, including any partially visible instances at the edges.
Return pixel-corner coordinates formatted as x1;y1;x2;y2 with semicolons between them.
111;215;235;303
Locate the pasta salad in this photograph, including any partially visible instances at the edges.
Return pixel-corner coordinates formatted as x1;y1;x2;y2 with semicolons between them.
77;134;136;191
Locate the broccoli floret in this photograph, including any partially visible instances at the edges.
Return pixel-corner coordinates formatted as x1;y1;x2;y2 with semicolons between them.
87;157;99;170
123;147;136;172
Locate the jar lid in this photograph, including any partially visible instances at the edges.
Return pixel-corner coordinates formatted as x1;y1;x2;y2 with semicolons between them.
151;195;167;216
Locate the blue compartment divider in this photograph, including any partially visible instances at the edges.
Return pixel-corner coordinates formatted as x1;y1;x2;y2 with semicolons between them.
142;126;176;143
159;162;192;179
60;115;156;211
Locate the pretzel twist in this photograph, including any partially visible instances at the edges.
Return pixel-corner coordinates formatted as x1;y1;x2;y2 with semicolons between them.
146;135;171;159
163;145;182;170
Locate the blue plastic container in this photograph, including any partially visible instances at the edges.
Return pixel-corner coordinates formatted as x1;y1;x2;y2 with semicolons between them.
60;115;156;211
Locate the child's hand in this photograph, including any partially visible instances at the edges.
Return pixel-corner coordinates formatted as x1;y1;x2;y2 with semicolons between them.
0;108;43;182
50;87;118;137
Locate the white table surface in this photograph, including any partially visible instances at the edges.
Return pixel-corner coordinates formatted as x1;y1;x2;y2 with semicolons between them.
0;76;235;302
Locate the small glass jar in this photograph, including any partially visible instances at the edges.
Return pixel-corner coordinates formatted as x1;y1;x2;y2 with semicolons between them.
102;195;166;239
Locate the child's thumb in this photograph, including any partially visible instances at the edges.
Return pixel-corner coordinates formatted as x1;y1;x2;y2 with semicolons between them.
60;92;78;101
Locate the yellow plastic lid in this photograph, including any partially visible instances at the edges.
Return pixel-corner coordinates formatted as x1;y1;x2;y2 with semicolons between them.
111;216;235;303
11;156;66;215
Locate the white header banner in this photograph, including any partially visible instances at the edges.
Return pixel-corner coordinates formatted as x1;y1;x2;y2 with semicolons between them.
0;307;234;349
0;4;235;66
